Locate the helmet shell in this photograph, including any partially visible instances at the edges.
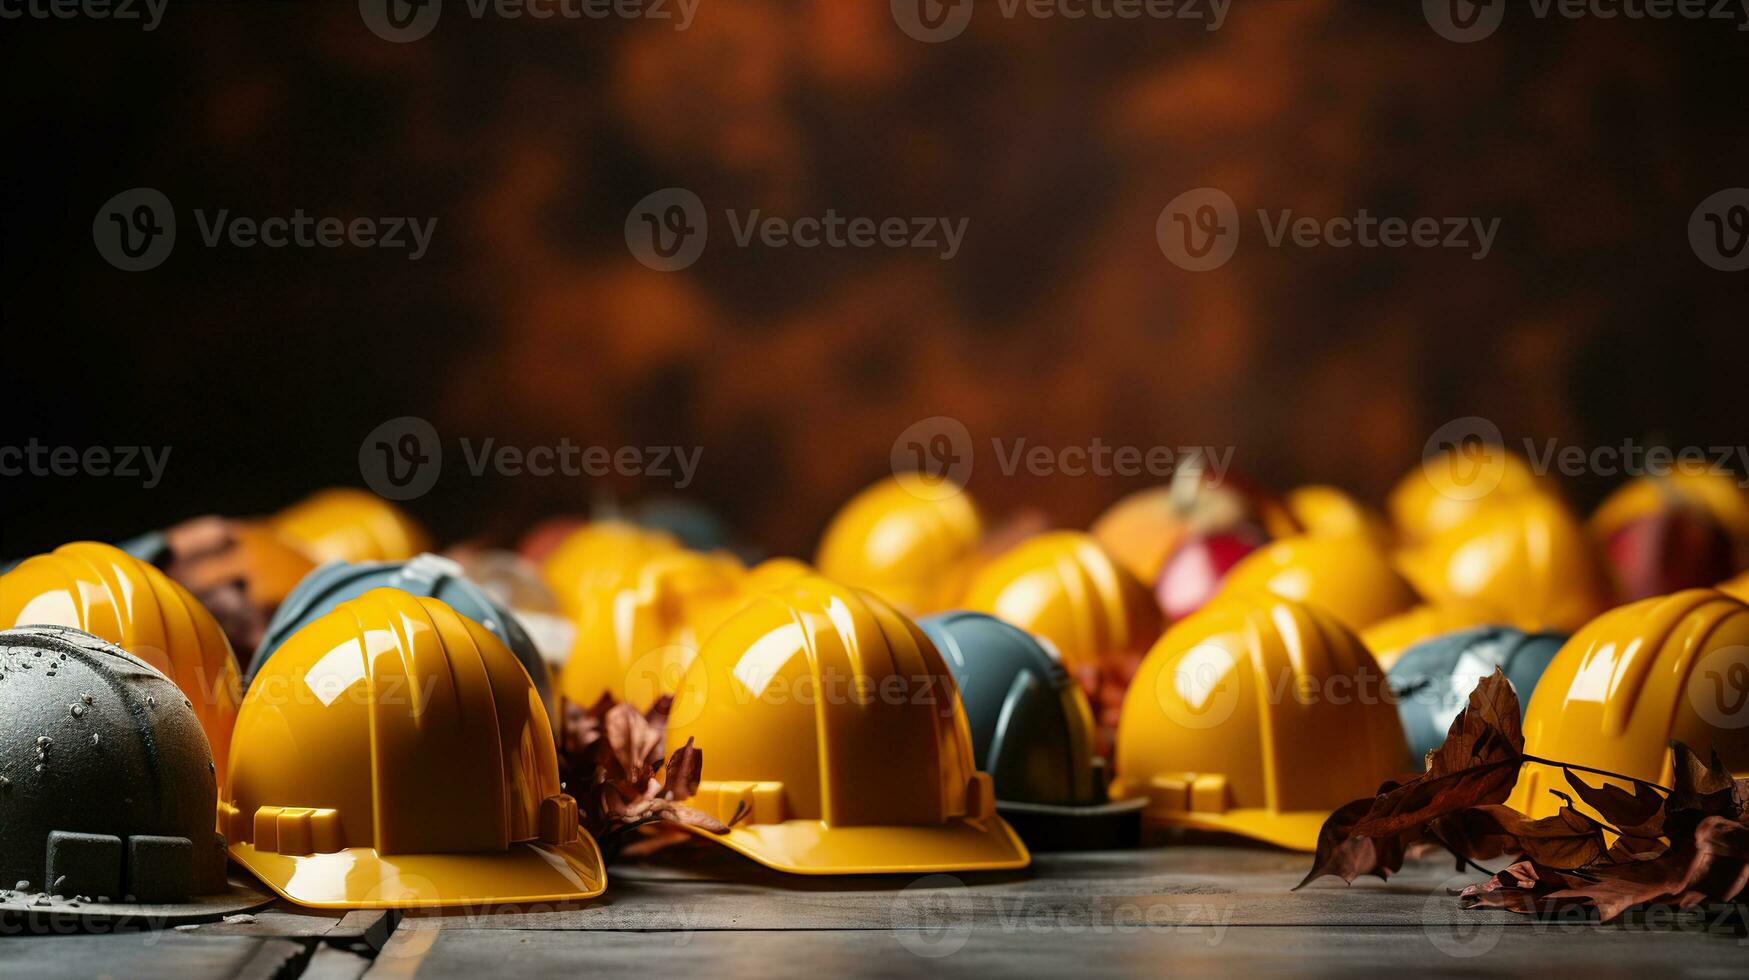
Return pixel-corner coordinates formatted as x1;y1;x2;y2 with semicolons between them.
1387;626;1567;763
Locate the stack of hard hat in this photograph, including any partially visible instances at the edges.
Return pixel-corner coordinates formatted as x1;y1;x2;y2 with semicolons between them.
921;611;1145;849
1111;596;1407;851
246;553;559;722
1508;589;1749;821
224;587;606;907
269;487;432;565
2;626;232;902
663;576;1029;873
0;542;244;788
1589;469;1749;601
1387;626;1567;763
816;475;985;617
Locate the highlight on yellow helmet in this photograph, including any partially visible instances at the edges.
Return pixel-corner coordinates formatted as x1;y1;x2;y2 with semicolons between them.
1396;493;1615;633
1722;572;1749;602
1215;534;1419;634
1283;485;1390;545
559;548;748;711
1360;599;1505;671
1507;589;1749;821
1388;443;1553;543
224;588;605;908
270;487;432;564
0;541;243;786
815;475;984;616
961;531;1161;675
538;521;680;618
1111;596;1407;852
663;575;1029;874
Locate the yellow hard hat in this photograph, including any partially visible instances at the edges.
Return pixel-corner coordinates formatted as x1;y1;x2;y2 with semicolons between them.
1396;494;1616;633
1111;596;1406;851
742;557;814;594
1507;589;1749;821
961;531;1161;675
558;549;748;710
1215;534;1420;633
223;588;606;908
0;542;242;786
815;476;984;615
665;576;1029;874
1360;600;1505;671
538;521;680;618
270;488;432;564
1388;446;1553;543
1284;485;1390;545
1722;572;1749;602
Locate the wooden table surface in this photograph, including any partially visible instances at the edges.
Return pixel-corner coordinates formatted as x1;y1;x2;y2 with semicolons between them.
4;846;1744;978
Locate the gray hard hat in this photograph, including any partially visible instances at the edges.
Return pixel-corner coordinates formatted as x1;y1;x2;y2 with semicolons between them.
0;625;226;901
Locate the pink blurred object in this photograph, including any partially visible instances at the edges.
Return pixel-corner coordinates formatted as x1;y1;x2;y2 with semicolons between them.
1155;525;1266;622
1605;504;1736;602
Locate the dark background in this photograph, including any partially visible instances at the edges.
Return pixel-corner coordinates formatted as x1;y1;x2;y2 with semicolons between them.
4;1;1746;558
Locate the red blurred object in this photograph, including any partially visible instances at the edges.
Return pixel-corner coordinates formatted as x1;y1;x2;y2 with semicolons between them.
1604;505;1737;602
1154;525;1267;622
518;516;588;564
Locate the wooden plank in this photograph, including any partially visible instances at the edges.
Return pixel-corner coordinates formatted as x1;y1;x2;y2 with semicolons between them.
175;904;394;941
300;945;375;980
0;934;304;980
362;926;1749;979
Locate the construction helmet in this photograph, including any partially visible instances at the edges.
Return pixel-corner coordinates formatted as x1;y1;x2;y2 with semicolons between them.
1214;534;1420;633
538;521;679;618
1284;485;1390;545
559;548;747;711
1507;589;1749;821
816;476;984;616
1;626;229;902
920;611;1144;850
961;531;1162;676
1396;494;1616;633
269;488;432;565
1387;626;1567;764
1111;596;1407;851
1091;466;1298;583
1388;445;1553;544
443;547;575;668
0;542;242;788
1723;572;1749;602
1590;469;1749;567
1360;600;1505;671
224;588;606;908
246;554;556;722
665;576;1028;874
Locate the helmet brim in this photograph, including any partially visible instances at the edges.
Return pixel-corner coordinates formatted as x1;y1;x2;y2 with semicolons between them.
678;816;1029;875
1145;808;1332;853
229;836;607;909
